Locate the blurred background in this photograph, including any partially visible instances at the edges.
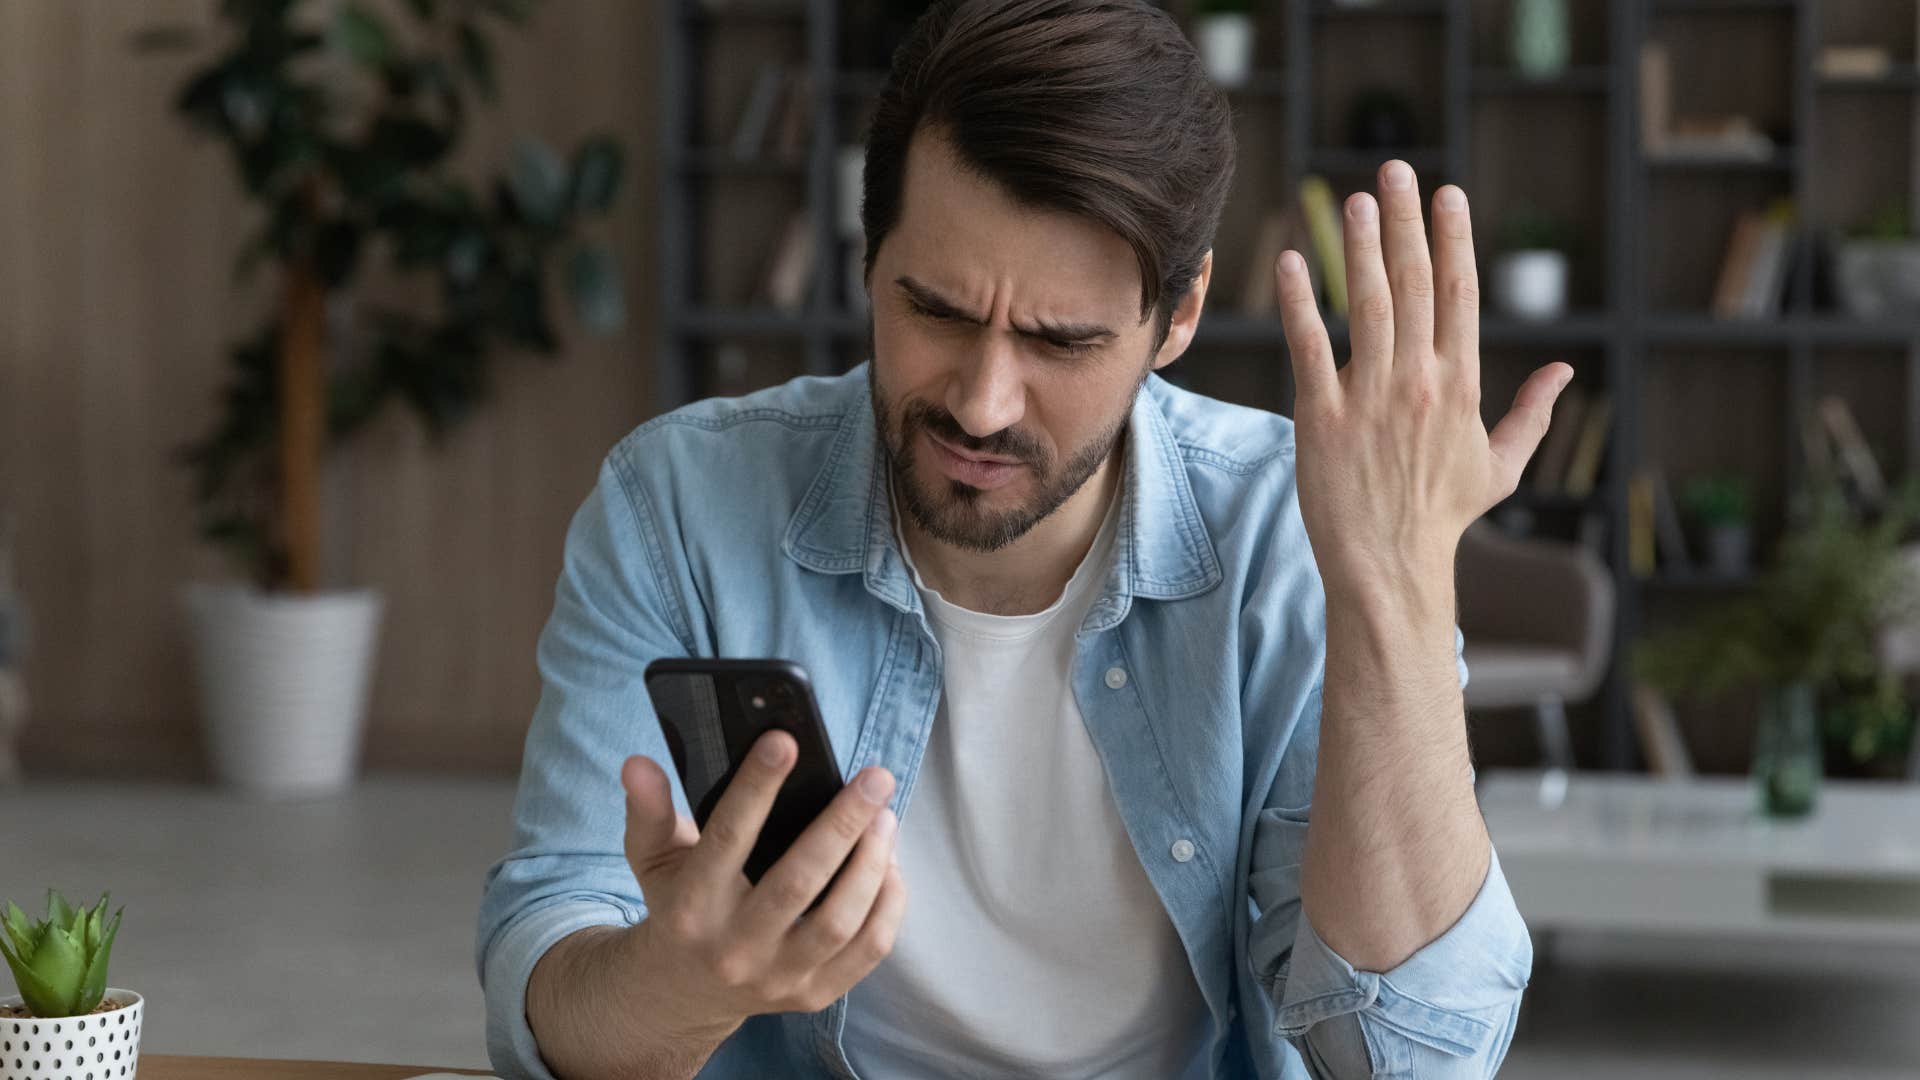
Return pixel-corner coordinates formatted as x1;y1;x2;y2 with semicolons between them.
2;0;1918;1076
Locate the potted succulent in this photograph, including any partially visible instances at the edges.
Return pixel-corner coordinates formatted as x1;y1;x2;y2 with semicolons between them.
135;0;626;797
1192;0;1257;88
1634;479;1920;815
0;890;140;1080
1492;204;1575;320
1680;473;1756;577
1834;201;1920;319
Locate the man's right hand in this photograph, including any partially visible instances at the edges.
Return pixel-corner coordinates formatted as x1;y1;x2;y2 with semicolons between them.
617;730;907;1040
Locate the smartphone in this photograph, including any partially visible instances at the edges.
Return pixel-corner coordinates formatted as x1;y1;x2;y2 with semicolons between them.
643;658;850;907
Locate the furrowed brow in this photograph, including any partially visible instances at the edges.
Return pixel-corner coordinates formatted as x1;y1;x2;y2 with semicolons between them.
895;275;1116;342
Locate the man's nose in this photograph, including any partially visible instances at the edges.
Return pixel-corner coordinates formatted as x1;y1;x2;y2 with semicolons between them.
945;334;1025;440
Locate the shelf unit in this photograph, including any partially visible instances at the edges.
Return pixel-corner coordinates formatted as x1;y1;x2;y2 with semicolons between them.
659;0;1920;772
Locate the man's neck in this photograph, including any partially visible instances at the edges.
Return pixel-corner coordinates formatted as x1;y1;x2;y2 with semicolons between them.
896;440;1124;617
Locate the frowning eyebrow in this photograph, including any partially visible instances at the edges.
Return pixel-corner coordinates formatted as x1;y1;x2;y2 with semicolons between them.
894;276;1117;343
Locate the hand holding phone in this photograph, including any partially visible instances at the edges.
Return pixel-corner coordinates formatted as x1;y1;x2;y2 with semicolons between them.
615;667;908;1031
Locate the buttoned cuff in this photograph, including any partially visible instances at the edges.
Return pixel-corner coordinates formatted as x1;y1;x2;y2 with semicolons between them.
1273;841;1532;1059
481;897;644;1080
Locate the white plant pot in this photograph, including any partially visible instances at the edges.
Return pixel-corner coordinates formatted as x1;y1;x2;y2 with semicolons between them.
1835;239;1920;319
181;583;384;798
1492;249;1570;320
1195;14;1255;88
0;989;142;1080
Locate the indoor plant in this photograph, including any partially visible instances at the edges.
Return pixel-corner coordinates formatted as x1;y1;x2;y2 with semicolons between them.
1634;479;1920;815
1834;201;1920;319
1192;0;1257;88
1680;473;1755;577
0;890;141;1080
1491;204;1575;320
137;0;626;797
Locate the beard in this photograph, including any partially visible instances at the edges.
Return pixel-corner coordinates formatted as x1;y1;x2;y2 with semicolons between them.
869;360;1136;554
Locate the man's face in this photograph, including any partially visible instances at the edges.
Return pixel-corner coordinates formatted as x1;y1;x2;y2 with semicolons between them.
868;130;1196;553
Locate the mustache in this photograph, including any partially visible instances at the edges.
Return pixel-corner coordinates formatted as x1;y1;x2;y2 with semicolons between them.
910;405;1036;461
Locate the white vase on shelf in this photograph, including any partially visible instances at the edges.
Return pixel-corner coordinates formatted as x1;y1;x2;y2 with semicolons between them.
1194;13;1255;88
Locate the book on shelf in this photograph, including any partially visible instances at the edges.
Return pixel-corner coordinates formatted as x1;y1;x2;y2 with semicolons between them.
1562;391;1613;498
1816;46;1893;80
1639;42;1671;153
1297;176;1348;318
730;66;788;161
1531;384;1589;494
760;211;815;313
1241;208;1317;315
1712;200;1795;319
1645;463;1693;573
1628;470;1656;577
1816;395;1887;510
1655;116;1776;162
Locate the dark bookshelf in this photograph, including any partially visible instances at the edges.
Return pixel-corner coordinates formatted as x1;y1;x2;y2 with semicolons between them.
660;0;1920;773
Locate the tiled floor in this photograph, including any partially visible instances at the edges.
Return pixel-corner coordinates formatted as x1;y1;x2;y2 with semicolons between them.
3;776;1916;1077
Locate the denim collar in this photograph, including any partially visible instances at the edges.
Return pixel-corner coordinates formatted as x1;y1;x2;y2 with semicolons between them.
781;365;1222;631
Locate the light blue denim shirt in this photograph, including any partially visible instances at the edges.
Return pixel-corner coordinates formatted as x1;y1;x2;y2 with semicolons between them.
475;364;1532;1079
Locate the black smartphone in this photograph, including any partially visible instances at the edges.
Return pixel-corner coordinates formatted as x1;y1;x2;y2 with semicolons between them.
643;658;850;906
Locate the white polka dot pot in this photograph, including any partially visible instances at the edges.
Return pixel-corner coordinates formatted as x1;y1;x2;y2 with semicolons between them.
0;990;141;1080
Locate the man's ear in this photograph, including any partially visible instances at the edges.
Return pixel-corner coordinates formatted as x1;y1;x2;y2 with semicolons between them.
1150;249;1212;372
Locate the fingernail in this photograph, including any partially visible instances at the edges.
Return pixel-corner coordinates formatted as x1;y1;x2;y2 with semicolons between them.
1440;186;1465;211
755;735;787;765
870;807;897;840
1384;161;1413;190
1279;250;1305;275
859;769;893;803
1350;196;1376;223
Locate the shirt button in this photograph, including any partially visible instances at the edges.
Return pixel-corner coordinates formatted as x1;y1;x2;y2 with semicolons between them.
1170;838;1195;863
1104;666;1128;690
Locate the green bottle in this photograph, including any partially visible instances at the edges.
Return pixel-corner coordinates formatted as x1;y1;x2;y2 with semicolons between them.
1512;0;1570;79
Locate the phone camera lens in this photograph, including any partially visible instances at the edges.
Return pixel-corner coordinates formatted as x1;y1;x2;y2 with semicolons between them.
750;695;767;709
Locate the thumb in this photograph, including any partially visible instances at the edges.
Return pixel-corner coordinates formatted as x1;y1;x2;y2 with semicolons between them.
623;754;697;885
1487;363;1575;499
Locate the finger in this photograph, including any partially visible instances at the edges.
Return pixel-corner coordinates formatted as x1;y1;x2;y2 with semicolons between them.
1377;159;1436;375
1431;184;1480;375
735;765;895;936
1341;190;1393;391
805;862;909;1005
622;754;699;889
1274;250;1341;412
778;805;897;971
681;729;796;895
1487;364;1576;501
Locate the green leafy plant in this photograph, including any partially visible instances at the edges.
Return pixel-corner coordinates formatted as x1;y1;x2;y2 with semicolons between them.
1679;473;1754;529
1496;203;1577;256
1849;200;1911;242
136;0;626;591
1635;478;1920;701
1823;673;1915;769
0;890;124;1018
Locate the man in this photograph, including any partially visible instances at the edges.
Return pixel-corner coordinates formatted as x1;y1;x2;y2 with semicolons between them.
476;1;1564;1076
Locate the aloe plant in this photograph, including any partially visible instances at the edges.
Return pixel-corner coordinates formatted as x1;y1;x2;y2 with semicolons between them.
0;890;123;1018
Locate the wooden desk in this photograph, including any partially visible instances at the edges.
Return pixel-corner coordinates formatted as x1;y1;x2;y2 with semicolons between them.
139;1056;494;1079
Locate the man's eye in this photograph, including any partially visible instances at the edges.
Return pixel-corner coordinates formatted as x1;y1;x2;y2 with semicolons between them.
1050;339;1097;357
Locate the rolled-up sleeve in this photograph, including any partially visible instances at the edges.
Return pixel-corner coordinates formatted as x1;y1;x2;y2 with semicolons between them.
1247;622;1529;1078
1273;839;1533;1078
474;448;697;1080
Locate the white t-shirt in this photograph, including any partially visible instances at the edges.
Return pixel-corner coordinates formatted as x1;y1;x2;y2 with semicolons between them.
842;483;1211;1079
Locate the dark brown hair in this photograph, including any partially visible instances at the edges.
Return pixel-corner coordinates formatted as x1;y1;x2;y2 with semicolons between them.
860;0;1236;341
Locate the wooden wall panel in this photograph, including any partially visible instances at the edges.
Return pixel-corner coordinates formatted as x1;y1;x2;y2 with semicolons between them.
0;0;660;778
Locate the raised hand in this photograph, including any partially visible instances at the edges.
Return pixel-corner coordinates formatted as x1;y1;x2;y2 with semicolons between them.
1274;159;1574;593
